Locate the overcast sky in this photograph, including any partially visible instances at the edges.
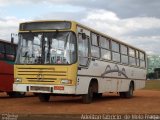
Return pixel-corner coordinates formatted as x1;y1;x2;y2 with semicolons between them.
0;0;160;55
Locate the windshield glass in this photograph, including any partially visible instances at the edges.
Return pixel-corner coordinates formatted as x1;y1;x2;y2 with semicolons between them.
16;32;77;64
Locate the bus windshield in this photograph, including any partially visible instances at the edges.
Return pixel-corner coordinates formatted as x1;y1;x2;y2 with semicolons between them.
16;32;77;65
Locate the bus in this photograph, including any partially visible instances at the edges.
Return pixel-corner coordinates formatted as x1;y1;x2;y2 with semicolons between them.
13;20;146;103
0;39;25;97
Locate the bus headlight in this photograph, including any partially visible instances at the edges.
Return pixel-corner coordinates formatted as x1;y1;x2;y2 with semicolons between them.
15;78;22;82
61;79;72;84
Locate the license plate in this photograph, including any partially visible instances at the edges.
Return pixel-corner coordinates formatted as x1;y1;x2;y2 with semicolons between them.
30;86;50;92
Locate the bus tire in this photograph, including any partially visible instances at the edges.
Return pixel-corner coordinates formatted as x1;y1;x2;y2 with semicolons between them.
120;82;134;98
82;83;94;104
38;93;50;102
125;82;134;98
7;92;26;98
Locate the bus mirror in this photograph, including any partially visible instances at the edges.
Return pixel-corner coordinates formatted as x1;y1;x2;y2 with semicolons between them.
82;33;87;40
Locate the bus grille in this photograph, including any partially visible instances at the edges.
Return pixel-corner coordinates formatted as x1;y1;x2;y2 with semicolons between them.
16;67;68;83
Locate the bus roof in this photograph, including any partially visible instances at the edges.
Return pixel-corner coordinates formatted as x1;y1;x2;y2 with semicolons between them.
19;20;70;24
19;20;145;53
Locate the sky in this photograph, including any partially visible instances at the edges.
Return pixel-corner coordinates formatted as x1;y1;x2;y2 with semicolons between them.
0;0;160;55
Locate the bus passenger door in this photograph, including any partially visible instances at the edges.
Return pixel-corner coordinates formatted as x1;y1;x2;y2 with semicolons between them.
78;33;90;68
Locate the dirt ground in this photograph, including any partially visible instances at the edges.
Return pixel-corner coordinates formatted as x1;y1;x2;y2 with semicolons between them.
0;90;160;115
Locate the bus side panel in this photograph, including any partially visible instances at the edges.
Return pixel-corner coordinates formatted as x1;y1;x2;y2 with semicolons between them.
0;61;14;92
75;77;132;94
134;80;146;90
76;60;146;94
118;79;130;92
76;77;91;94
76;77;108;94
98;78;111;93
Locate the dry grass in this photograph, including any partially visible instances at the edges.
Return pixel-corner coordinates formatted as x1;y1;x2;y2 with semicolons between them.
144;80;160;90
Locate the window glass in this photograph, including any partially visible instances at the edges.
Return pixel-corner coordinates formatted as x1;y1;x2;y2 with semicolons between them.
20;21;71;30
6;44;15;55
16;32;77;65
129;57;136;66
136;50;139;58
112;41;119;52
140;60;145;68
140;52;145;60
100;37;110;49
101;49;111;60
121;55;128;64
78;34;89;66
112;52;120;62
91;33;98;46
91;46;100;58
136;59;140;66
121;44;128;55
0;43;5;53
129;48;135;57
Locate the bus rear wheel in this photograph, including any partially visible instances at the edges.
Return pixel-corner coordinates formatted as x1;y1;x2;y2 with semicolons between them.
120;83;134;98
38;93;50;102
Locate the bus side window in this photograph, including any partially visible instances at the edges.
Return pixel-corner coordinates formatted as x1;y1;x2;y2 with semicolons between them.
121;44;128;64
91;33;100;58
5;44;15;61
0;42;5;59
78;33;89;66
136;50;140;67
140;52;145;68
112;41;120;62
100;36;111;60
129;48;136;66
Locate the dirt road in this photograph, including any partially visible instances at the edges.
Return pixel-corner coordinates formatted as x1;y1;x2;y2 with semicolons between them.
0;90;160;120
0;90;159;115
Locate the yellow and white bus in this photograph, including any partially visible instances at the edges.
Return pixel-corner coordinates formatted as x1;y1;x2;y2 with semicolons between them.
13;20;146;103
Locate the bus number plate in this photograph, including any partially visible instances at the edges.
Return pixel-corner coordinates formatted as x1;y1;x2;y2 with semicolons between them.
30;86;50;92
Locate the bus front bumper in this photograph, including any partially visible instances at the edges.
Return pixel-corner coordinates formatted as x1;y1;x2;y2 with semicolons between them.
13;84;76;94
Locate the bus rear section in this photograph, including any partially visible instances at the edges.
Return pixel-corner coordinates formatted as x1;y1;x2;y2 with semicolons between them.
0;40;25;97
0;60;14;92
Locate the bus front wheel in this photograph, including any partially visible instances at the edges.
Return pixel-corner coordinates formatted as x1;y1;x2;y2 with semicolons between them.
82;84;94;104
38;93;50;102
